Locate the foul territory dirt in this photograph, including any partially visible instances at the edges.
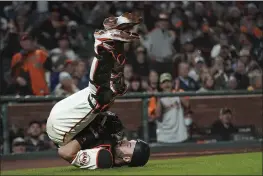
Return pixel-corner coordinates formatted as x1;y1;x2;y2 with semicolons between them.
1;148;261;171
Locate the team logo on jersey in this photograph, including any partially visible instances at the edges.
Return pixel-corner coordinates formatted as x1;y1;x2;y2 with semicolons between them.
79;152;90;166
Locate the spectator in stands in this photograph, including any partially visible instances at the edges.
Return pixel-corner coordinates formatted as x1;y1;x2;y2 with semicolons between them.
9;124;24;147
210;108;238;141
227;75;238;90
132;46;149;78
67;21;86;52
54;71;79;96
51;58;76;91
239;48;252;71
176;62;199;91
180;36;196;65
234;60;250;89
211;57;228;90
73;60;89;90
64;59;75;75
24;121;50;152
9;33;51;96
128;75;144;93
147;70;159;92
11;14;32;35
39;120;57;150
50;34;78;64
247;74;262;91
36;5;65;50
1;2;263;97
199;66;211;84
12;137;26;154
49;56;68;91
184;110;206;141
197;74;215;92
188;56;206;82
123;64;133;86
155;73;189;143
141;13;176;75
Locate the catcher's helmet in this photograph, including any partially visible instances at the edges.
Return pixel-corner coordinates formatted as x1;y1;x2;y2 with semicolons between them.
128;139;150;167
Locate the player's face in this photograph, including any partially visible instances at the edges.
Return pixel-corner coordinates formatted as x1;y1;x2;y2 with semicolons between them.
59;39;69;49
149;70;158;84
161;80;173;92
116;140;136;156
114;139;137;164
28;123;42;137
179;63;189;77
20;39;34;51
220;113;232;124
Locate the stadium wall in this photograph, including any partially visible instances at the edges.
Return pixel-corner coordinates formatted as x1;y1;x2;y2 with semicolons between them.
2;140;262;171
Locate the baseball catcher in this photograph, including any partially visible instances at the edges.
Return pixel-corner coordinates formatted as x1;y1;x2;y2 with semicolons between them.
67;111;150;169
46;13;150;169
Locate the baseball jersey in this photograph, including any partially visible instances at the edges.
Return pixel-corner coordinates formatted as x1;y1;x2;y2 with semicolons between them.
46;86;99;146
156;96;188;143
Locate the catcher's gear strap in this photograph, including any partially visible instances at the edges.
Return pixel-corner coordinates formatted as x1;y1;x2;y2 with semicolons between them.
110;72;128;96
89;48;114;88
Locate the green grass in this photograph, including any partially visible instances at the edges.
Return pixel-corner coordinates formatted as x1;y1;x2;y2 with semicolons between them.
2;152;262;175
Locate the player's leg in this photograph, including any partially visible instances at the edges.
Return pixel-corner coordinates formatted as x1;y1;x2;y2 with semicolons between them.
88;37;129;112
56;124;113;169
88;46;116;112
58;139;113;169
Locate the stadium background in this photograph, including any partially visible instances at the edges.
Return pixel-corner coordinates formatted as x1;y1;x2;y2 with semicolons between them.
0;1;262;172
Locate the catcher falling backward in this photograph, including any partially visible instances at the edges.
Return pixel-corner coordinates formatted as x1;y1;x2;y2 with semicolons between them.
46;13;150;169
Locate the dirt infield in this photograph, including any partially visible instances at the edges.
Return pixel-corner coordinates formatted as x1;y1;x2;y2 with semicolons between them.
1;147;261;171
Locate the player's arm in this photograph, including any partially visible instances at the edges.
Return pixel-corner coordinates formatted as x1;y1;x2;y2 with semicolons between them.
154;98;162;120
178;89;191;113
180;97;190;109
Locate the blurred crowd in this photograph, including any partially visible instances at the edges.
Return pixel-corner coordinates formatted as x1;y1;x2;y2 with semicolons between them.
8;120;56;154
0;1;262;153
0;1;262;96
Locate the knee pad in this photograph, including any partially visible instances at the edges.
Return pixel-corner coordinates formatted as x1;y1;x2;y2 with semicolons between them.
96;149;113;169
